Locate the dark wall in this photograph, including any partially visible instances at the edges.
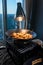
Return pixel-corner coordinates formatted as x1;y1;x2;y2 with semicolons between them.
31;0;43;40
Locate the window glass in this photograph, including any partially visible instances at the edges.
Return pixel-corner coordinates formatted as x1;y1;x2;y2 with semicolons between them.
7;0;23;30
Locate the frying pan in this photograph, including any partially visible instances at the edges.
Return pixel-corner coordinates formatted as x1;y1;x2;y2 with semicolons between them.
5;29;37;42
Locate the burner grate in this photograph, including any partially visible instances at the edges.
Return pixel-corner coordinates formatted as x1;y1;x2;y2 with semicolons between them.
6;37;36;54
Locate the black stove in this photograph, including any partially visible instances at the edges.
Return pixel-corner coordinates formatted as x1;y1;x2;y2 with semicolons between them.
6;38;43;65
6;37;36;53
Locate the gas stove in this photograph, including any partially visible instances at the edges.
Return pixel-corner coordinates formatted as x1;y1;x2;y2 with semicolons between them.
6;38;43;65
6;37;37;65
6;37;37;53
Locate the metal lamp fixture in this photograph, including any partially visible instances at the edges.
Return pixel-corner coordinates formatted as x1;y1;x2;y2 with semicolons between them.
14;2;26;29
15;2;25;22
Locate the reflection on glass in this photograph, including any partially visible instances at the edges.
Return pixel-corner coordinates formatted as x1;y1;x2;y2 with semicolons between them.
15;2;25;29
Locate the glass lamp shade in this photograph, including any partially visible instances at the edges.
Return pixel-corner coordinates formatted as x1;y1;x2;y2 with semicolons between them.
15;2;25;22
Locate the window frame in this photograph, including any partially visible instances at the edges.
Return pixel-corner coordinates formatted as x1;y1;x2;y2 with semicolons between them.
2;0;7;42
0;0;7;42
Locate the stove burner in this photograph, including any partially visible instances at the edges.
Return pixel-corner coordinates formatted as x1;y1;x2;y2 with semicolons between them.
6;37;36;54
15;41;35;49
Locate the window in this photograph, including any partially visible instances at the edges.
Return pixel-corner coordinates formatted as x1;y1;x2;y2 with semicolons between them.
7;0;23;30
0;0;4;41
0;0;24;41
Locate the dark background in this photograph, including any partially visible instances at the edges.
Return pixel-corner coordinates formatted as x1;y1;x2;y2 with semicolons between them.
31;0;43;40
